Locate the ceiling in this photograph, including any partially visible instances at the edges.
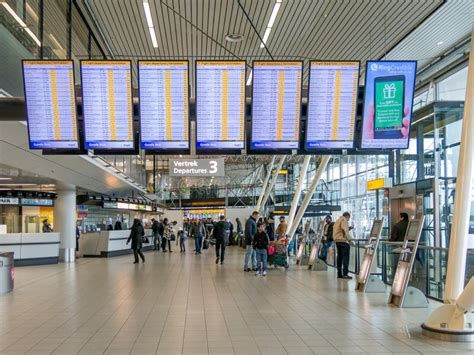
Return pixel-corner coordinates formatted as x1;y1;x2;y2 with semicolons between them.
76;0;446;91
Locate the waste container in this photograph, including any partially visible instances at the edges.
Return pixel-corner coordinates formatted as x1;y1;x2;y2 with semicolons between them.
0;252;14;294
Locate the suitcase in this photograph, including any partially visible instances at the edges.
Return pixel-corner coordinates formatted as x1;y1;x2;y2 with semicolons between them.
203;239;209;250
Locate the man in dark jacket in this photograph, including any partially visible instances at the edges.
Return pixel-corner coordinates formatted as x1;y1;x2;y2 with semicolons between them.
390;212;409;274
151;218;160;250
390;213;409;242
244;211;259;272
127;218;145;264
213;215;229;264
266;216;275;241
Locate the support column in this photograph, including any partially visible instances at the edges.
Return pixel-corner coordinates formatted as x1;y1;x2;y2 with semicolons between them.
259;155;286;213
287;156;330;240
54;186;76;263
287;155;312;233
444;29;474;303
256;156;276;211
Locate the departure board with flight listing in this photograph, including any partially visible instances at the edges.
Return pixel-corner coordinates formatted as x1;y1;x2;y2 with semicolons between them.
251;61;302;151
195;61;246;152
138;61;189;151
305;61;359;150
22;60;78;149
81;60;134;149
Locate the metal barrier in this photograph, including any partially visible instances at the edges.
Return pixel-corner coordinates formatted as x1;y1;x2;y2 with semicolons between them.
322;240;473;302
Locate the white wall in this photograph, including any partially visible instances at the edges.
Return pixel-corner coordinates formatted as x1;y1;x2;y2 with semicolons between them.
226;207;255;227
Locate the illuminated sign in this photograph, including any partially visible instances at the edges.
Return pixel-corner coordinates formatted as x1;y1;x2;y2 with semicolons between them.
367;178;392;191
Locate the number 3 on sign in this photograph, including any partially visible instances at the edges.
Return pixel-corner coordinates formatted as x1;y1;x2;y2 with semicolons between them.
209;160;218;174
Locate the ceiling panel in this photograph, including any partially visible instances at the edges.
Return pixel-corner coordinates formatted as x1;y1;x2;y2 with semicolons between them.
386;0;473;69
76;0;446;92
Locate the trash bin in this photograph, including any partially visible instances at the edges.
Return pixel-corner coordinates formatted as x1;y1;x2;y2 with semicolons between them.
0;252;14;294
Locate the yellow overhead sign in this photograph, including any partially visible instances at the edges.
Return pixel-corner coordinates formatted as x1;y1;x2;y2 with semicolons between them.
367;178;392;191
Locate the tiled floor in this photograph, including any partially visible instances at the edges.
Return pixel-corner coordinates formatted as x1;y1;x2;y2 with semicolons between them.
0;243;473;355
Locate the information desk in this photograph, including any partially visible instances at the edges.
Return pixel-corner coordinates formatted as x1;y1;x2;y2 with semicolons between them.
80;230;153;257
0;233;60;266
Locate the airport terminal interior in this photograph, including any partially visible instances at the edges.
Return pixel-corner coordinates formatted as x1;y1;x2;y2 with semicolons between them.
0;0;474;354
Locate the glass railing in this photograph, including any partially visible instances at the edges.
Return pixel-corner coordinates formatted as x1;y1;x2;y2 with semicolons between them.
319;239;473;302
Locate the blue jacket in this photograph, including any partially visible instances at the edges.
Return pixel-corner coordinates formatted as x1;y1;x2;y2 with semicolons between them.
244;216;257;244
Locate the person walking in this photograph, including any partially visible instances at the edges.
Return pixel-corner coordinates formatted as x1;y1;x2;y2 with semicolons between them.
126;218;145;264
333;212;353;279
253;222;270;276
151;218;160;250
244;211;258;272
266;216;275;241
178;227;187;252
161;218;171;252
194;219;205;254
236;218;243;247
213;215;229;264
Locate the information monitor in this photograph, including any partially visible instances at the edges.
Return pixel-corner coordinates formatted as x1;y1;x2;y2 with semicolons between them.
138;61;189;153
251;61;303;152
195;61;246;153
361;60;417;149
22;60;78;149
305;61;359;151
81;60;134;150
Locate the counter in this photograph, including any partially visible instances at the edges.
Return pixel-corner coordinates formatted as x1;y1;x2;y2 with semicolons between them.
0;233;60;266
80;230;154;257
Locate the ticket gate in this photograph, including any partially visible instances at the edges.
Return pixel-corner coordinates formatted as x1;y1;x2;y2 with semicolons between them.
296;220;312;265
388;216;429;308
356;218;385;293
307;220;328;271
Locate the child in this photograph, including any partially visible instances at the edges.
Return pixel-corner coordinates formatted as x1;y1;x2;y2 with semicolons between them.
253;223;270;276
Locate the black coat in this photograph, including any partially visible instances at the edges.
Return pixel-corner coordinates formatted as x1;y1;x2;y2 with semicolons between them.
127;224;145;250
213;220;229;240
390;220;409;242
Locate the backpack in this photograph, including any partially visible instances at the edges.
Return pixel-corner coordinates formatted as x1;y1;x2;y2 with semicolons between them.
326;222;334;242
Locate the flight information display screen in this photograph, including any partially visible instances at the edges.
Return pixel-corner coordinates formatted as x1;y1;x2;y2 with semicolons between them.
138;61;189;151
361;60;417;149
22;60;78;149
251;61;302;151
195;61;246;152
306;61;359;150
81;60;134;149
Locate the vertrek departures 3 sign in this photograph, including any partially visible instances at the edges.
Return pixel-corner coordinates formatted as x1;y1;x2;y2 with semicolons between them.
169;159;224;177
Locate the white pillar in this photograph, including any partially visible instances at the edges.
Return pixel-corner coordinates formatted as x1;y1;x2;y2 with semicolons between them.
54;186;77;263
256;156;276;211
287;155;312;233
259;155;286;213
444;29;474;303
287;156;330;240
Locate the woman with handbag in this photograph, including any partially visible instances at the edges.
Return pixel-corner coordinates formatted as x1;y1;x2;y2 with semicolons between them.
127;218;145;264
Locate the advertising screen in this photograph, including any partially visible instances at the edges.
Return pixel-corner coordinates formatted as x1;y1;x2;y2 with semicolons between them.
138;61;189;151
306;61;359;150
251;61;302;151
361;61;417;149
81;60;134;149
195;61;246;152
22;60;78;149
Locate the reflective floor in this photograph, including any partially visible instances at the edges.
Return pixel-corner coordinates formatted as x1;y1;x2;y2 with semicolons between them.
1;243;473;355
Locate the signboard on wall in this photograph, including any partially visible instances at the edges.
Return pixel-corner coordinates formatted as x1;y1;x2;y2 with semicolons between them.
0;198;20;205
169;158;225;177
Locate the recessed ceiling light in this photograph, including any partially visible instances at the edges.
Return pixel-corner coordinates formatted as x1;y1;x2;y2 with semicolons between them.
437;41;444;45
225;34;244;43
0;178;12;180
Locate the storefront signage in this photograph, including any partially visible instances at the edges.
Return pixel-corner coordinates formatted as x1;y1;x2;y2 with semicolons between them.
169;158;224;177
20;198;54;206
0;197;19;205
103;202;153;211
